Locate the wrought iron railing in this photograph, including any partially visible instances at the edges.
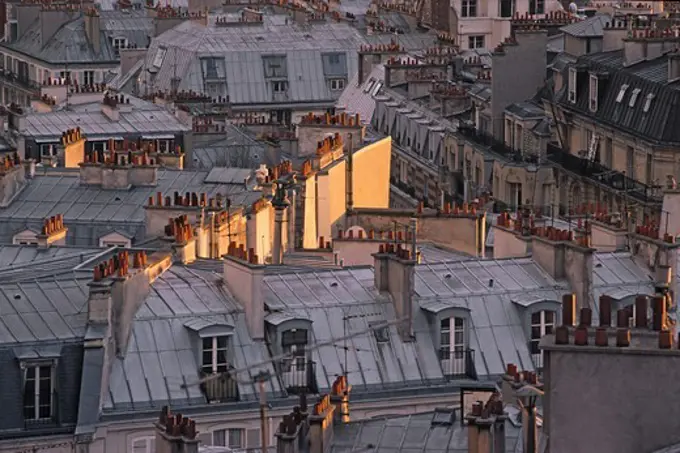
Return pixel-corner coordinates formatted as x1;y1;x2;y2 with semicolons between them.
546;143;662;204
458;126;539;164
278;358;318;394
200;371;240;402
0;69;41;92
438;348;477;380
530;345;544;378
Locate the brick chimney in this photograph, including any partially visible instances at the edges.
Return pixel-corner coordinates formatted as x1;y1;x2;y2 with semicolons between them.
308;394;335;453
272;182;290;265
164;214;197;264
466;395;507;453
59;127;85;168
296;112;364;157
330;375;350;424
155;406;199;453
224;246;265;339
373;244;416;341
80;139;159;190
36;214;68;248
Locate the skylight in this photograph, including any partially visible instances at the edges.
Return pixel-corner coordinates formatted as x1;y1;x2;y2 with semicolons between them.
629;88;641;107
643;93;655;113
615;84;629;103
371;81;383;96
152;47;167;69
364;78;375;93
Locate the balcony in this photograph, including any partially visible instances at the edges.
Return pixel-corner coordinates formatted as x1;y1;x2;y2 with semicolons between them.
458;126;539;164
546;143;663;204
278;358;318;394
439;348;477;380
0;69;41;93
200;371;240;403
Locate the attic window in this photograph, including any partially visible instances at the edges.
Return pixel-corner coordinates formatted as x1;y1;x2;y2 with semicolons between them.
628;88;641;107
370;322;389;342
643;93;655;113
589;74;598;112
364;78;376;93
152;47;166;68
371;82;383;96
568;67;577;103
615;84;629;103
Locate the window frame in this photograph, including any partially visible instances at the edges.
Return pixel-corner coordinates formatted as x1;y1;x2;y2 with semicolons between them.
329;78;346;91
212;428;245;448
22;362;56;421
131;436;155;453
615;84;629;103
152;47;167;69
272;80;288;93
568;67;577;103
628;88;641;108
467;35;484;49
461;0;477;17
529;0;544;14
281;328;308;370
589;74;598;112
201;335;230;374
529;310;555;362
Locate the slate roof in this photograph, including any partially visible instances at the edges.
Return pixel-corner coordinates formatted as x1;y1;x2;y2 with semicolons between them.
560;13;610;37
192;126;267;169
331;411;524;453
336;64;385;124
0;168;262;246
555;49;680;144
2;10;152;65
104;266;283;411
20;97;190;142
0;245;105;283
144;17;366;105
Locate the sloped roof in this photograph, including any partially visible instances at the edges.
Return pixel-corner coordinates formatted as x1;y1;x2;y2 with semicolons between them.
145;17;366;105
336;64;385;123
560;13;610;38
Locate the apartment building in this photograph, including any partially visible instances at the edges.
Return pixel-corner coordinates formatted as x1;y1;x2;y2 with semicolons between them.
542;16;680;224
0;1;152;106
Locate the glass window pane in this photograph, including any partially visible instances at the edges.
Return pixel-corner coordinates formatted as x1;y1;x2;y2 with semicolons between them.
531;326;542;339
213;429;226;446
454;317;464;328
202;351;213;369
229;429;243;448
530;340;540;354
440;318;450;330
216;349;227;365
545;325;554;335
202;337;213;351
544;311;555;324
217;336;228;349
440;332;450;345
23;374;35;419
531;311;541;324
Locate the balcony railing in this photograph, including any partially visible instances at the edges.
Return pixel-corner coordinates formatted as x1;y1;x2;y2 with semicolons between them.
458;126;539;164
200;371;240;403
546;143;663;204
0;69;41;92
530;348;544;378
278;358;318;394
439;348;477;380
24;391;59;429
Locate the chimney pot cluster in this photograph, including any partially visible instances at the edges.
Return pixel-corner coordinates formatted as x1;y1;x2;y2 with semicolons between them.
636;219;675;243
69;82;108;94
440;201;481;216
41;214;65;235
61;127;83;146
359;40;403;53
317;236;331;249
431;82;467;98
92;250;147;282
511;10;577;26
375;1;418;16
367;19;404;34
301;112;362;128
377;242;413;260
102;92;128;109
40;94;57;106
264;160;293;183
157;406;198;440
504;363;540;386
316;133;344;156
147;191;217;208
155;5;206;19
337;228;411;242
165;215;193;243
227;242;259;264
0;152;22;173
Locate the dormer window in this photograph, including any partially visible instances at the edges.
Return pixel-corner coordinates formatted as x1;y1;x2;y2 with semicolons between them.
629;88;641;108
23;363;55;422
568;67;577;103
282;329;307;371
615;84;629;103
589;74;598;112
439;317;467;377
530;310;555;373
202;336;229;374
643;93;655;113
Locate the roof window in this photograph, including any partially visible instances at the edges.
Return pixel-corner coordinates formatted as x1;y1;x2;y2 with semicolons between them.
628;88;641;107
643;93;655;113
152;47;166;69
615;84;629;103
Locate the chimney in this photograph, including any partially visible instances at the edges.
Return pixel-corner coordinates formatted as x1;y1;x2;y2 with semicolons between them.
87;278;114;325
330;375;350;424
0;152;27;208
272;182;290;265
308;394;335;453
168;215;197;265
372;244;416;341
84;8;101;54
224;248;265;339
276;412;304;453
155;406;199;453
36;214;68;248
59;127;85;168
670;51;680;82
466;396;507;453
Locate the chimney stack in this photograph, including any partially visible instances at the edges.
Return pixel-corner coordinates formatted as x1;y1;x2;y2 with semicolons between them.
308;394;335;453
224;249;265;339
155;406;199;453
330;375;350;424
36;214;68;248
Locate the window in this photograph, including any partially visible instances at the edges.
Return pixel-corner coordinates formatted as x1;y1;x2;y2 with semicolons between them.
262;55;288;78
499;0;513;17
568;67;577;103
132;437;155;453
529;0;544;14
152;47;167;68
364;78;376;93
646;154;653;184
468;35;484;49
399;160;408;183
83;70;95;85
625;303;637;327
509;182;522;209
272;81;288;93
628;88;641;107
213;429;245;448
615;84;629;103
112;37;128;50
201;336;229;374
59;71;71;83
461;0;477;17
627;146;635;179
201;57;226;80
330;78;346;91
282;329;308;370
370;322;390;342
23;364;54;421
40;144;57;157
589;74;598;111
643;93;655;113
530;310;554;370
439;317;466;375
371;81;383;96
